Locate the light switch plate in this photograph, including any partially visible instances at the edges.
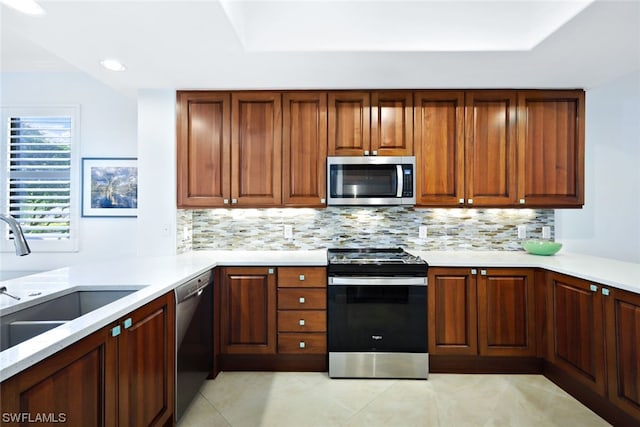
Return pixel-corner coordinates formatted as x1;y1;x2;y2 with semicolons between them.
419;225;428;239
284;224;293;239
542;226;551;239
517;225;527;239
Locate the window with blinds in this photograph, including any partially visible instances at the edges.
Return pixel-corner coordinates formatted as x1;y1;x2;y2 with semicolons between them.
2;107;79;252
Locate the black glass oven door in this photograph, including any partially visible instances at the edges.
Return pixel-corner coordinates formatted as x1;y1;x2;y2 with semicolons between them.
328;284;427;352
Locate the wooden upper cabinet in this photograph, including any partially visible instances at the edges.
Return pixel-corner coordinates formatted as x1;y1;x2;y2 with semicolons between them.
517;90;585;207
465;91;518;206
414;91;465;206
371;91;413;156
282;92;327;207
177;91;231;207
328;91;371;155
231;92;282;206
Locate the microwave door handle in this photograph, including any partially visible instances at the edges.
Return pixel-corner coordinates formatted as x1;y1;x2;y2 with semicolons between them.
396;165;403;197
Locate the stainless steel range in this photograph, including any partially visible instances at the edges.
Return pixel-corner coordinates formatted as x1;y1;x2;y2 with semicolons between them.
327;248;429;379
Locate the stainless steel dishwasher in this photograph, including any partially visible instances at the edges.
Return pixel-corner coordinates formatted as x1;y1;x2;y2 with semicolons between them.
175;270;213;421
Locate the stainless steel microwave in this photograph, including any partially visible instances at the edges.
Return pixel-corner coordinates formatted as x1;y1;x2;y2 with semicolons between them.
327;156;416;206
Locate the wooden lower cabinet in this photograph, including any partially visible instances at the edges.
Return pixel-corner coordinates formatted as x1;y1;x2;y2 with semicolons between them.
605;286;640;420
477;268;535;356
218;266;327;371
276;267;327;356
546;272;606;396
428;267;536;357
219;267;277;354
118;293;175;427
0;292;175;427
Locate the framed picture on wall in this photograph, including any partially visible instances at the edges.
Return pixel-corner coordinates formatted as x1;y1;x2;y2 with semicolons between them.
82;158;138;217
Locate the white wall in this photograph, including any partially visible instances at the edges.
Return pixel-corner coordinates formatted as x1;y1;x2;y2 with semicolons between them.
556;70;640;263
136;89;177;257
0;72;138;273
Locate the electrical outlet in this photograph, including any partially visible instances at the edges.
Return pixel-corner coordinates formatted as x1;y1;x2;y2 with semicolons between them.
419;225;428;239
284;224;293;239
517;225;527;239
542;226;551;239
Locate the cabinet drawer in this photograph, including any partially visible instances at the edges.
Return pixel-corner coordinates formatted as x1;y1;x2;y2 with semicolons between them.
277;268;326;288
278;333;327;354
278;289;326;310
278;310;326;332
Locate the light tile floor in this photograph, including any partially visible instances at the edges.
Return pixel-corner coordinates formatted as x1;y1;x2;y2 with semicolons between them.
177;372;611;427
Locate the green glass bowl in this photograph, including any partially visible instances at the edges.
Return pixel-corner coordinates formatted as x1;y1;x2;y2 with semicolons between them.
522;240;562;256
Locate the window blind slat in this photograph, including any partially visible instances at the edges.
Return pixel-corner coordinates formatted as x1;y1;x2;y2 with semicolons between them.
6;115;73;241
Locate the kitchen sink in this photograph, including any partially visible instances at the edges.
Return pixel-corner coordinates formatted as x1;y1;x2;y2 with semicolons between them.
0;288;142;351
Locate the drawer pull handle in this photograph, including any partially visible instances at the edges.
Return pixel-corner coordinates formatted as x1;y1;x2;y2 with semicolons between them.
299;341;306;349
299;274;305;281
299;319;305;326
299;297;305;304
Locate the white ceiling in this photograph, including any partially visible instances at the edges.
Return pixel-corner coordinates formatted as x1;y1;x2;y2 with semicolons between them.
1;0;639;97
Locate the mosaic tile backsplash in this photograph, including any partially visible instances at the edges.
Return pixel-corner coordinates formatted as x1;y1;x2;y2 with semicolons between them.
176;207;554;253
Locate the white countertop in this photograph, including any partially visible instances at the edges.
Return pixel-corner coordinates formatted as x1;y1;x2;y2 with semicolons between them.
0;248;637;380
412;250;640;294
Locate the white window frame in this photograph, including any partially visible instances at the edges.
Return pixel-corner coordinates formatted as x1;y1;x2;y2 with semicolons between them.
1;105;80;252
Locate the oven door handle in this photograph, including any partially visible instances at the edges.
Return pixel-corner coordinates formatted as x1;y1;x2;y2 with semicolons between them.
328;277;427;286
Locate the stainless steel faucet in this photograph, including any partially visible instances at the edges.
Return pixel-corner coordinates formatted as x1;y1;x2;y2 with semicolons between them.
0;214;31;256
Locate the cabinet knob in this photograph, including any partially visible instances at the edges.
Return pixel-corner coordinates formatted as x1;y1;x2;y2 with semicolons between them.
299;319;305;326
602;288;610;296
299;341;306;349
268;268;274;274
471;269;477;275
480;270;487;276
467;198;473;205
590;284;598;292
111;325;121;337
299;274;305;281
364;150;370;156
231;198;238;204
223;199;229;205
320;198;326;204
299;297;305;304
459;198;465;204
372;150;378;156
519;199;526;204
123;318;132;329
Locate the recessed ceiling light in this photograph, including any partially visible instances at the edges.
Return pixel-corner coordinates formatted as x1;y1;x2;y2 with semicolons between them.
100;59;126;72
1;0;45;15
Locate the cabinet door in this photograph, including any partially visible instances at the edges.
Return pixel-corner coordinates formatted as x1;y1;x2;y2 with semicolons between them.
328;91;370;155
477;268;536;356
371;91;413;156
220;267;277;354
517;90;585;207
547;273;606;395
177;91;231;207
231;92;282;206
282;92;327;206
605;287;640;419
414;91;465;206
0;324;117;427
465;91;517;206
428;268;478;355
118;292;175;427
